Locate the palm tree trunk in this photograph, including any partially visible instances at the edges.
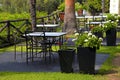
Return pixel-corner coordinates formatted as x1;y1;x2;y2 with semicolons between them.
29;0;36;31
63;0;77;34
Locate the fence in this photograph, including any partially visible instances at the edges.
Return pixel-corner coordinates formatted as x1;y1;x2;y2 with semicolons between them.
0;12;60;47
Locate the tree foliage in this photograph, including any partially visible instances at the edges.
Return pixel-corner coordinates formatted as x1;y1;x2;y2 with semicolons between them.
84;0;109;14
0;0;63;14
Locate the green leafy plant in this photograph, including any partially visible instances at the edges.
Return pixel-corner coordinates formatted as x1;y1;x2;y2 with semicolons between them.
117;15;120;20
57;2;65;12
106;13;118;21
103;13;119;31
75;2;84;11
57;2;86;12
91;24;104;33
103;20;118;31
72;32;103;49
60;36;70;50
61;41;68;50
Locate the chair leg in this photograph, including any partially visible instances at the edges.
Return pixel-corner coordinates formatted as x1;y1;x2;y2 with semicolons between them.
14;43;17;60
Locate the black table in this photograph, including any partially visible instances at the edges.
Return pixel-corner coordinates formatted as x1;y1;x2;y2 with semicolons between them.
24;32;67;63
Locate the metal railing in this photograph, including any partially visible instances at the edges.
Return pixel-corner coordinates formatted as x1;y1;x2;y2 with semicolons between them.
0;12;60;47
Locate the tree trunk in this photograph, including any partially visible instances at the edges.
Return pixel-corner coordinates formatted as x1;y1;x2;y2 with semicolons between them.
63;0;76;35
29;0;36;31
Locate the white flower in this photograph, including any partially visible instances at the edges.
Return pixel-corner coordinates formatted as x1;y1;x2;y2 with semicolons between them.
99;24;102;26
105;26;107;28
84;39;88;42
72;39;77;42
102;25;105;28
88;37;91;39
99;37;103;41
84;31;88;33
92;35;96;38
116;19;119;22
106;21;109;23
88;32;92;36
111;21;114;23
74;30;77;33
75;33;79;36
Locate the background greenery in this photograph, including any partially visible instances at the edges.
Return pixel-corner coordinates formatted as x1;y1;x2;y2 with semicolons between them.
0;0;63;14
0;0;109;14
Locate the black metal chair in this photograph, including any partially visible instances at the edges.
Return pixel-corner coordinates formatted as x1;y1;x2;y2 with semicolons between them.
25;31;55;64
13;31;26;60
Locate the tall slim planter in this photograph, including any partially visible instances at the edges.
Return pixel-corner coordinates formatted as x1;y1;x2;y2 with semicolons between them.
77;47;96;74
106;28;116;46
58;49;75;73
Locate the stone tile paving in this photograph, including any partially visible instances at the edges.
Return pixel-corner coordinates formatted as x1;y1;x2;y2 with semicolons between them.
0;52;109;73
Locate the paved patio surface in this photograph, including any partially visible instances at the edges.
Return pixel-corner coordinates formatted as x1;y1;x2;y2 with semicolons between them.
0;52;109;73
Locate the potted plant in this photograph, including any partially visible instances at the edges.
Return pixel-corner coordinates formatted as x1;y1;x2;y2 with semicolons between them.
117;15;120;26
75;2;87;16
103;14;118;46
57;2;65;21
72;32;103;74
91;24;104;38
58;36;75;73
57;2;87;20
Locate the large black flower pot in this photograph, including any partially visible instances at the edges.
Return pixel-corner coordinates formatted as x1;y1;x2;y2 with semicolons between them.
77;47;96;74
58;49;75;73
106;28;116;46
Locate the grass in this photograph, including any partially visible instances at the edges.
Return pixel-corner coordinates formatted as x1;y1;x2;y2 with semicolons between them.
0;72;107;80
0;45;120;80
97;46;120;75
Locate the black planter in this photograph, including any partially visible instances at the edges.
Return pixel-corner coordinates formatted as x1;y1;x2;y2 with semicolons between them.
58;49;75;73
106;28;116;46
77;47;96;74
93;32;103;38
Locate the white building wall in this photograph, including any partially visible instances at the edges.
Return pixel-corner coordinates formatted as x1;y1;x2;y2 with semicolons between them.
109;0;120;14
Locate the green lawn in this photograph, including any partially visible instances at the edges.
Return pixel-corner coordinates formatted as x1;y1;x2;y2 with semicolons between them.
0;72;107;80
0;45;120;80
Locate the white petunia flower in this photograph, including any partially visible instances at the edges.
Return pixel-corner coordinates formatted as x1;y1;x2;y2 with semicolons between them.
75;33;79;36
99;37;103;41
88;32;92;36
74;30;77;33
84;31;88;33
111;21;114;23
92;35;96;38
72;39;77;42
105;26;107;28
99;24;102;26
84;39;88;42
106;21;109;22
116;20;119;22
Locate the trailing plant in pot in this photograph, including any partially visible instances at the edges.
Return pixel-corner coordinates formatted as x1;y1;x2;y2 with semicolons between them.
72;32;103;74
75;2;87;16
73;32;103;49
57;2;87;19
58;36;75;73
91;24;104;38
103;13;118;46
57;2;65;21
117;15;120;25
103;20;118;31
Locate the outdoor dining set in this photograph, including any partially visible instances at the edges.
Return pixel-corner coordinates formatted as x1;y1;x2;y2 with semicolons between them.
22;15;109;64
14;14;120;74
24;24;67;64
